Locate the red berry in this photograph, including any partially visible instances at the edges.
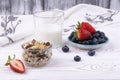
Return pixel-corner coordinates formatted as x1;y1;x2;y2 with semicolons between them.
76;29;92;41
81;22;96;35
5;55;25;73
76;22;96;35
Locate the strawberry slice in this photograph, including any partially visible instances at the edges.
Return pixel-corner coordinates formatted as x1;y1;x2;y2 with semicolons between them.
75;29;92;41
5;55;25;73
76;22;96;35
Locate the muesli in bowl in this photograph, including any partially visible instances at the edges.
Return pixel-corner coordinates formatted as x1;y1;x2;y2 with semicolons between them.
22;39;52;67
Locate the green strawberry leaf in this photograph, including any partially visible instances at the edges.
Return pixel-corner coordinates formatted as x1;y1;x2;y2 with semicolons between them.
5;55;16;66
76;22;81;30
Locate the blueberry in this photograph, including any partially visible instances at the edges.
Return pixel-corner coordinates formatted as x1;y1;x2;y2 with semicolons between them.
98;37;102;43
62;45;69;52
74;55;81;62
68;36;72;40
94;33;100;38
71;36;78;43
71;36;75;42
87;40;93;44
96;31;101;34
91;34;96;40
89;37;93;40
88;50;95;56
69;31;74;40
78;41;82;44
85;41;90;44
92;38;98;44
82;40;89;44
100;32;105;37
104;36;108;41
98;38;106;43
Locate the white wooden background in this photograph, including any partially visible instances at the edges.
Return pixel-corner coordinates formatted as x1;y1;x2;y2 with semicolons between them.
0;0;112;15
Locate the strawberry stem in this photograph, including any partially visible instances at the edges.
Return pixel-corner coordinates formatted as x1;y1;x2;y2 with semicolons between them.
76;21;81;30
5;55;16;66
74;31;78;40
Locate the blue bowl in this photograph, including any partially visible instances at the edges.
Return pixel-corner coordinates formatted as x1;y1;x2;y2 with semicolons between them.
68;37;109;50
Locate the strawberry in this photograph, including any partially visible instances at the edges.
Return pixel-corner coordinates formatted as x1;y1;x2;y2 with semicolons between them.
76;22;96;35
5;55;25;73
75;29;92;41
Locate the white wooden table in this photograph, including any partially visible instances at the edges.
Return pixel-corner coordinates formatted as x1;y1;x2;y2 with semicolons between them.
1;4;120;80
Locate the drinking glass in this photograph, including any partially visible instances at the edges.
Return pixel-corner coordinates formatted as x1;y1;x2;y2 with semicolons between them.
33;9;64;47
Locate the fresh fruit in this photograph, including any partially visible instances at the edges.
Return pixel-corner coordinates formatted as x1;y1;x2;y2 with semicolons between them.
5;55;25;73
88;50;95;56
69;22;96;41
62;45;69;52
76;22;96;35
74;55;81;62
75;29;92;41
69;21;108;46
82;22;96;34
69;30;108;45
92;38;98;44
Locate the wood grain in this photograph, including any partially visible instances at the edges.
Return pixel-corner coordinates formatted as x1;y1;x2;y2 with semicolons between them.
0;0;110;14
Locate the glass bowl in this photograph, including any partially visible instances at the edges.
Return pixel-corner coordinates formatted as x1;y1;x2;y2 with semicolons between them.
22;39;52;67
68;37;109;50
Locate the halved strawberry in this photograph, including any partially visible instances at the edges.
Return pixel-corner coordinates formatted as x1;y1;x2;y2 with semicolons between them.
5;55;25;73
76;22;96;35
75;29;92;41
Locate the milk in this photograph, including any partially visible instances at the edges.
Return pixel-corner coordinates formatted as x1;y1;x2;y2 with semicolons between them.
35;24;62;46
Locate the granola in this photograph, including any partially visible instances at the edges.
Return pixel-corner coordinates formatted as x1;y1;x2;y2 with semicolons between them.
22;39;52;67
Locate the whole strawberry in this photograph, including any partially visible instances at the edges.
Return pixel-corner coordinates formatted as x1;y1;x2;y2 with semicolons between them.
76;22;96;35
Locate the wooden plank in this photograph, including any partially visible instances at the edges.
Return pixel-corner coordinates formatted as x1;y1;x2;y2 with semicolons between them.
0;0;11;14
33;0;43;13
98;0;110;8
0;0;111;15
76;0;98;5
44;0;76;10
11;0;25;14
24;0;35;14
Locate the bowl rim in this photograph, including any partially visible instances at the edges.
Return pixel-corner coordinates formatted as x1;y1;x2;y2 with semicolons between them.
21;41;52;52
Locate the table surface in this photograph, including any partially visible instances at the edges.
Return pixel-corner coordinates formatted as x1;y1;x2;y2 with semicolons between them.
1;4;120;80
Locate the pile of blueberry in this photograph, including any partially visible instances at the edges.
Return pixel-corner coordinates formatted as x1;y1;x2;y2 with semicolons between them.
69;31;108;45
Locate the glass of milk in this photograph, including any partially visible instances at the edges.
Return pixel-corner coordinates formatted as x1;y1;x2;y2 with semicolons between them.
33;9;64;47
